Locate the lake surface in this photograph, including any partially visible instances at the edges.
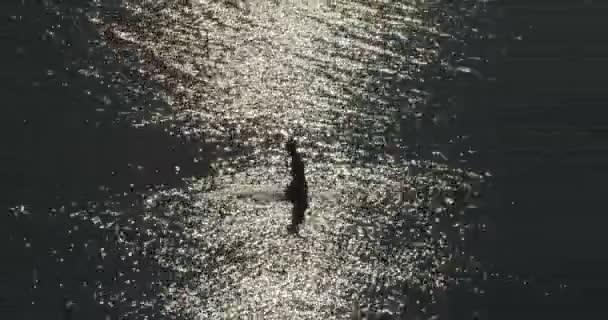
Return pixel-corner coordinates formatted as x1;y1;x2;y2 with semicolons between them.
1;1;605;319
455;2;608;319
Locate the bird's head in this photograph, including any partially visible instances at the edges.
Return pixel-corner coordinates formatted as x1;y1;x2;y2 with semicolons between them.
286;138;298;154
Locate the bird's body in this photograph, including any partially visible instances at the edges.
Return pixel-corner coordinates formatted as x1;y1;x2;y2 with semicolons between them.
285;139;308;233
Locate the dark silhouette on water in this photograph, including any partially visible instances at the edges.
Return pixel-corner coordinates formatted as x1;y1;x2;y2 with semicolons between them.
284;138;309;233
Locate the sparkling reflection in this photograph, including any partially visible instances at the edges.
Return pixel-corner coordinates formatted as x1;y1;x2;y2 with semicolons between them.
29;0;491;319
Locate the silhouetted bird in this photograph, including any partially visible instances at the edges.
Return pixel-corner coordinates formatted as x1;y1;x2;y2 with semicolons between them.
285;138;308;233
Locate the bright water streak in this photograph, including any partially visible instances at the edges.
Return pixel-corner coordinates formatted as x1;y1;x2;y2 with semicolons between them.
71;0;487;319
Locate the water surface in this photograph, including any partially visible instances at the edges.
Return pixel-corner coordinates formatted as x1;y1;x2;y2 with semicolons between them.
2;1;500;319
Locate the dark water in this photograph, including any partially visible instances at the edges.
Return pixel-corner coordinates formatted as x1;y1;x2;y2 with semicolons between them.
444;2;608;319
1;2;209;319
2;1;606;319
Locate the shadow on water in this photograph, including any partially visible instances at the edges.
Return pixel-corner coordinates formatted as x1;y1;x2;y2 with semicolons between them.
1;2;215;319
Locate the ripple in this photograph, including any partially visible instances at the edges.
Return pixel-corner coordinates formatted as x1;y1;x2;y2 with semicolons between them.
61;0;492;318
